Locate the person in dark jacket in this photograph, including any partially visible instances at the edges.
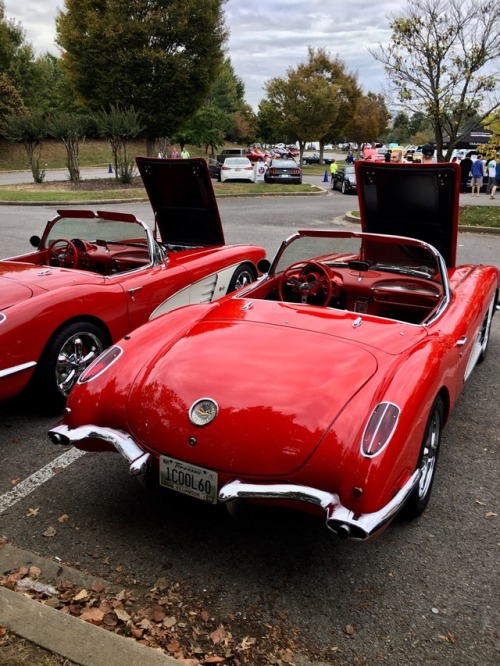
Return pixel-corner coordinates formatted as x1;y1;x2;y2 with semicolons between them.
459;154;473;193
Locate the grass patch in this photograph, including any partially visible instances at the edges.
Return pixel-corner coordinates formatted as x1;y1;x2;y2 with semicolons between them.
0;176;321;202
459;205;500;228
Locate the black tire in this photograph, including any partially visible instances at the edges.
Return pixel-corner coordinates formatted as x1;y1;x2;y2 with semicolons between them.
32;321;108;412
402;396;444;520
228;264;257;292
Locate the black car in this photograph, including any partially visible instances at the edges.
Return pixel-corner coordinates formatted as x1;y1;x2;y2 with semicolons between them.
264;159;302;184
332;165;357;194
302;153;333;165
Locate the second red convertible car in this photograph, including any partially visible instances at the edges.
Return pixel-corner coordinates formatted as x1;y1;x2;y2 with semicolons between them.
49;162;499;540
0;158;265;410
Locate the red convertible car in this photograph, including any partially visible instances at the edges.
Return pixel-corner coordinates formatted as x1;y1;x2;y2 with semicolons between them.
1;158;265;410
49;162;499;540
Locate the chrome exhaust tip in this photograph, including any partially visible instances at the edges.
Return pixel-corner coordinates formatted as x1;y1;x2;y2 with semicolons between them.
335;524;351;540
48;430;70;446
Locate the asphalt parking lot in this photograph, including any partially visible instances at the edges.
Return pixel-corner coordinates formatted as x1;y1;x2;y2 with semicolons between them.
1;190;499;666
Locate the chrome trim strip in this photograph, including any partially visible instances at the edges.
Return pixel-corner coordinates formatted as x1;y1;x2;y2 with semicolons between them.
219;470;421;540
48;424;150;476
0;361;37;379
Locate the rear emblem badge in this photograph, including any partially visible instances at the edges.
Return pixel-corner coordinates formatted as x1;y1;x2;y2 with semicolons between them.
189;398;218;426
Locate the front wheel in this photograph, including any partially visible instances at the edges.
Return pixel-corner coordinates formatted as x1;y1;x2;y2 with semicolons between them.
32;321;108;411
402;396;444;520
228;264;257;292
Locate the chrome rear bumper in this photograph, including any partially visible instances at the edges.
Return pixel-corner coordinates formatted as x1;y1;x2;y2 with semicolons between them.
48;423;150;475
48;422;420;540
219;473;421;541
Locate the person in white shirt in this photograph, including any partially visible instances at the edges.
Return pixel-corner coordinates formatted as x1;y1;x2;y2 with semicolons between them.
486;156;497;195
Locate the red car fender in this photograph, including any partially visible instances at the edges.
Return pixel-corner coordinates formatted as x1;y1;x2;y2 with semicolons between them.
305;340;450;516
0;286;134;399
64;302;217;445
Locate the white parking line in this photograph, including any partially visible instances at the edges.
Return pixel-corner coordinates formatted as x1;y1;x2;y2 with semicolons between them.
0;448;86;515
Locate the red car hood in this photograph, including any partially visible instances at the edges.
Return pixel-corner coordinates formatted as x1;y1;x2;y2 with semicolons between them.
0;262;104;305
125;300;423;476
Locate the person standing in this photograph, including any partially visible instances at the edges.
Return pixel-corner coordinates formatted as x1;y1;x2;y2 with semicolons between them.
390;148;404;163
180;147;190;159
421;145;434;163
329;159;338;187
489;160;500;200
486;155;497;194
459;153;473;193
470;154;484;196
171;147;179;159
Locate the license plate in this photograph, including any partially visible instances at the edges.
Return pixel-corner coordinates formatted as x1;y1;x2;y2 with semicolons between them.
159;456;218;504
282;174;290;177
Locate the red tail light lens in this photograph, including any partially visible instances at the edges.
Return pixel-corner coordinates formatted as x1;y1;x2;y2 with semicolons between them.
78;345;123;384
361;402;400;457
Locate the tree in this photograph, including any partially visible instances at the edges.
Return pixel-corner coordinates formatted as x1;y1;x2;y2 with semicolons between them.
0;72;24;116
47;113;95;183
0;111;47;182
371;0;500;160
95;106;144;183
345;93;390;149
261;48;361;164
180;58;247;156
56;0;227;154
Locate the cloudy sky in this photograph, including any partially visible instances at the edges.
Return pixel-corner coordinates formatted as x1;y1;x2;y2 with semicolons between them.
3;0;404;109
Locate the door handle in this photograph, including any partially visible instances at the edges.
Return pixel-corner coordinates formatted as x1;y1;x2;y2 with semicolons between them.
456;336;467;347
127;286;143;301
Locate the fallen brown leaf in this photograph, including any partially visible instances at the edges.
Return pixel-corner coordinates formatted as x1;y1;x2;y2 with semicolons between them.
73;589;89;601
26;507;40;517
210;625;228;645
42;526;57;538
80;607;104;625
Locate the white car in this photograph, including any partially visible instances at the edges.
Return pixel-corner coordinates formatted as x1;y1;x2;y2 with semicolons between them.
220;157;255;183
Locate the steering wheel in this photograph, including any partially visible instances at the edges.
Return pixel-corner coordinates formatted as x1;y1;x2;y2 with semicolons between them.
47;238;80;269
278;261;333;306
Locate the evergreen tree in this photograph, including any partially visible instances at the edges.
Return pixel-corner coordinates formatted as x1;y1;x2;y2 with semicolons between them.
56;0;226;154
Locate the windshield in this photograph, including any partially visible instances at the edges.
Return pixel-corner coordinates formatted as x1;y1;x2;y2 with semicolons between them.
273;232;442;281
46;216;149;247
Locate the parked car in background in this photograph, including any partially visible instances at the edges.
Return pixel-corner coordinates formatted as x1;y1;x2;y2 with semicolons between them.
302;153;333;165
48;161;499;540
220;157;255;183
264;159;302;184
1;158;265;410
332;165;357;194
246;148;271;163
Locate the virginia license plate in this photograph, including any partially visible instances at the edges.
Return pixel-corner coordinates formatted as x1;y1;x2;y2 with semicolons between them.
159;456;218;504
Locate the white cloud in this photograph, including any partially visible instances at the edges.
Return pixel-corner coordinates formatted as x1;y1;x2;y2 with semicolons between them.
3;0;403;108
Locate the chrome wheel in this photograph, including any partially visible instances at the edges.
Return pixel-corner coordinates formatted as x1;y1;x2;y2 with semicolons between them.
417;404;441;501
228;264;257;292
33;321;108;411
402;396;443;520
478;295;496;363
56;331;104;397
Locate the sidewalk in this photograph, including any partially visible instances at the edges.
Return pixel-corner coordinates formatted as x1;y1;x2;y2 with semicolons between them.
0;543;180;666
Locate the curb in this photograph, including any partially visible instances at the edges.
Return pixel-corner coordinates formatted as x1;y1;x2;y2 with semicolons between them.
0;543;180;666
